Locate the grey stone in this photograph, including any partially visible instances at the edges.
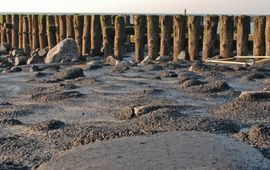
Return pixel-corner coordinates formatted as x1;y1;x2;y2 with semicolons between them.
15;56;28;66
156;55;171;62
53;67;85;80
45;38;79;64
177;50;186;60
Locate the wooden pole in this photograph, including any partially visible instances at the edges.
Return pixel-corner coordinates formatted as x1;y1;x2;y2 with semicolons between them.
1;15;7;44
66;15;74;38
220;15;234;58
91;15;102;56
253;16;266;56
27;15;32;51
114;16;126;60
46;15;57;49
11;14;19;49
59;15;66;42
188;16;201;61
236;15;250;56
125;15;131;25
82;15;91;57
100;15;113;57
74;15;84;56
202;15;219;61
22;16;30;52
147;15;160;60
31;15;39;51
38;15;48;49
134;15;146;63
160;16;173;56
18;15;23;49
266;16;270;56
5;15;12;46
54;16;60;44
173;15;187;62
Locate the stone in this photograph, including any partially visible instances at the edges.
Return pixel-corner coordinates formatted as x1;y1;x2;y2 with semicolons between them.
0;61;13;68
105;56;119;66
160;71;178;78
85;60;103;70
15;56;28;66
38;47;49;57
27;52;44;65
189;60;205;72
139;56;153;65
177;50;186;60
45;38;79;64
111;61;129;73
53;67;85;80
9;66;22;73
11;49;26;57
156;55;171;62
31;120;65;132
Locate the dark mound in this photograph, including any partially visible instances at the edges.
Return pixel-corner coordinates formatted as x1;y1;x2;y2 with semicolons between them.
31;120;65;132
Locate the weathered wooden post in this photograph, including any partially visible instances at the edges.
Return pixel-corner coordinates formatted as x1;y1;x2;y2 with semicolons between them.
91;15;102;56
38;15;48;49
82;15;91;57
1;15;7;44
31;15;39;51
160;16;173;56
54;16;60;44
188;16;201;61
236;15;250;56
100;15;113;57
220;15;234;58
27;15;32;51
173;15;187;62
134;15;146;63
66;15;74;38
11;14;19;49
22;16;30;52
114;16;126;60
147;15;160;60
46;15;57;49
266;16;270;56
202;15;219;61
59;15;66;42
74;15;84;56
253;16;266;56
18;15;23;49
125;15;131;25
5;15;12;46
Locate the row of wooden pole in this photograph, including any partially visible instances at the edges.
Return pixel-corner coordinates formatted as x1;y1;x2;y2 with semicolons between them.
0;14;269;63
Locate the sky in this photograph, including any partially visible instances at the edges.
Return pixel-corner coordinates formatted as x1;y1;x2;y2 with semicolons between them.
0;0;269;15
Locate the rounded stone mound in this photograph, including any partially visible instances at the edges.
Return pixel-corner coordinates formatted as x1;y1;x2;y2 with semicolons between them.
38;131;270;170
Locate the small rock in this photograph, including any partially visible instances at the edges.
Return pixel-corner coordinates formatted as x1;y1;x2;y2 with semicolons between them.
38;47;49;57
112;61;129;73
189;60;205;72
177;51;186;60
105;56;119;66
0;61;13;68
160;71;178;78
85;60;103;70
11;49;25;57
27;52;44;65
239;91;270;101
15;56;28;66
29;64;60;72
9;66;22;73
139;56;153;65
53;67;85;80
45;38;79;64
156;55;171;62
